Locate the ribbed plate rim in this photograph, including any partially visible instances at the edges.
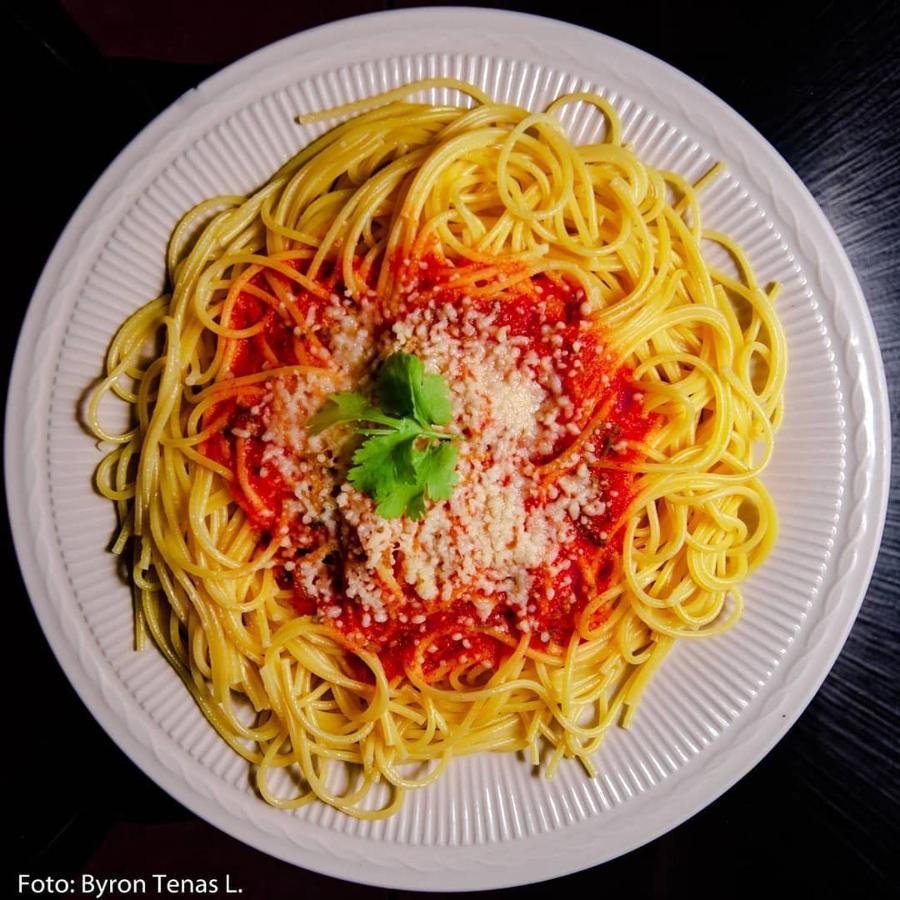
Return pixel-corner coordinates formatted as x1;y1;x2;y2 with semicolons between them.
5;7;890;891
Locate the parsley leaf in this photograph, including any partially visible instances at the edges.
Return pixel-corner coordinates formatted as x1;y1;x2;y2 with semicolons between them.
418;440;458;501
376;351;453;427
307;353;459;519
346;420;420;500
307;391;399;434
416;372;453;426
375;352;420;419
371;440;459;521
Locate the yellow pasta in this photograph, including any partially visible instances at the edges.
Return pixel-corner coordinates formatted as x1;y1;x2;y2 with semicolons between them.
89;80;785;817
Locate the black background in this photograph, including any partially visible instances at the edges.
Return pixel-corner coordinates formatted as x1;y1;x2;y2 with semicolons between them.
6;2;899;897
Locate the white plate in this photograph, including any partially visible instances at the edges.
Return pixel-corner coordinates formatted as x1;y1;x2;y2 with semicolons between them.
6;8;890;890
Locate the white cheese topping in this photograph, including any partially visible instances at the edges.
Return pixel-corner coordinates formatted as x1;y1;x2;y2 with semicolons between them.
252;280;607;635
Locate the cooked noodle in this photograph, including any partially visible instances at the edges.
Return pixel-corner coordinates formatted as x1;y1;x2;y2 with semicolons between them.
88;79;785;816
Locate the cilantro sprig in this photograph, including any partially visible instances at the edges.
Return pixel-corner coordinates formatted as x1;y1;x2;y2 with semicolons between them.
308;353;459;520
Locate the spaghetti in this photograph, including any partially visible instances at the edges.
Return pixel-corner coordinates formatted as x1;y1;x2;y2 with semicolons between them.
89;79;786;817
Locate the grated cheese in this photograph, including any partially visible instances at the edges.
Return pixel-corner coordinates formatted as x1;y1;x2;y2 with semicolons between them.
250;276;608;636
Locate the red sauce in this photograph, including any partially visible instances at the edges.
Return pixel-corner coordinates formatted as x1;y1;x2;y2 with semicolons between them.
200;254;655;684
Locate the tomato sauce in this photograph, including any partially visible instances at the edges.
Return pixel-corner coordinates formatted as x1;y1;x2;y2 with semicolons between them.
200;254;655;683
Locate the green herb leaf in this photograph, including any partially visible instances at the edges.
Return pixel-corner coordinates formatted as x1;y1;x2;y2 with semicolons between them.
393;433;421;483
375;481;423;520
417;440;459;501
375;352;453;427
307;391;398;434
375;352;421;420
346;420;420;499
371;441;459;520
308;353;459;520
416;373;453;426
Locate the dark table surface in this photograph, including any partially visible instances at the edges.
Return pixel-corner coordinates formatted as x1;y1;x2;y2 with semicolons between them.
6;1;898;897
